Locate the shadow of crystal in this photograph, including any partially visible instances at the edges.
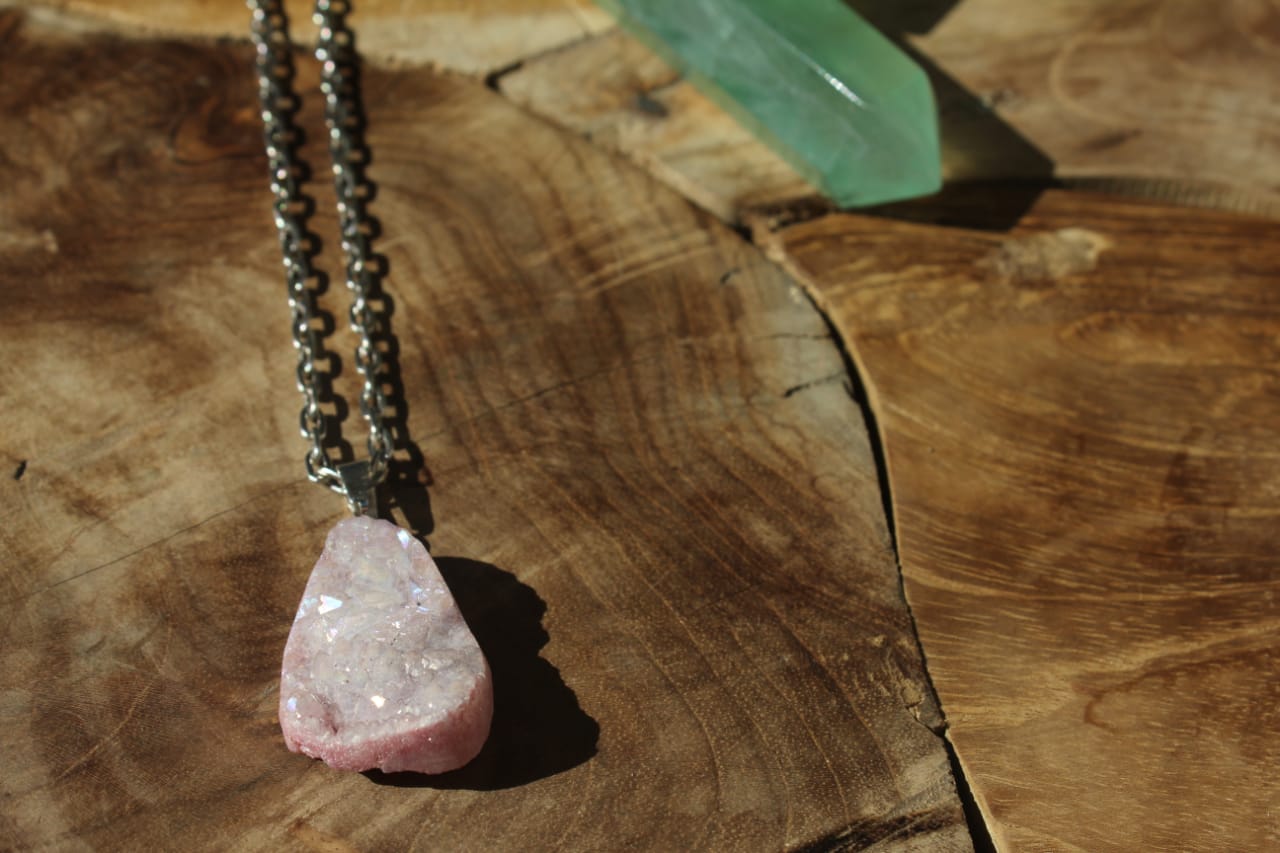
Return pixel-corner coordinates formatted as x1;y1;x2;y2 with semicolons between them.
363;557;599;790
845;0;1055;230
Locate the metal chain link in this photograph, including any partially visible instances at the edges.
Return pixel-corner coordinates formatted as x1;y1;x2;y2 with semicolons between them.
249;0;392;513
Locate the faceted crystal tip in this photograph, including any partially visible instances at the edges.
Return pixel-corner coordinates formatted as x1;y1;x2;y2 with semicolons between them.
596;0;942;207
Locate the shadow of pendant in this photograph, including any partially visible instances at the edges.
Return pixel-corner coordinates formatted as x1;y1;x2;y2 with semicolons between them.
364;557;599;790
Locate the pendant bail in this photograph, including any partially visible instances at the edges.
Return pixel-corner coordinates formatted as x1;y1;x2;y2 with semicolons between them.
338;460;378;517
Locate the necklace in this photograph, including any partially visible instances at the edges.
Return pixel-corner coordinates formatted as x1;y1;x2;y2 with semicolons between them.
249;0;493;775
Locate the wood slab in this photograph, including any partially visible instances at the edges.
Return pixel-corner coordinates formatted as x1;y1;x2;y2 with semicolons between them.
501;0;1280;222
773;189;1280;851
26;0;612;73
910;0;1280;215
0;9;969;850
498;27;823;226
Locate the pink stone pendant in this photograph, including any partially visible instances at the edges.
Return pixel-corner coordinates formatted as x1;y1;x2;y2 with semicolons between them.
279;516;493;774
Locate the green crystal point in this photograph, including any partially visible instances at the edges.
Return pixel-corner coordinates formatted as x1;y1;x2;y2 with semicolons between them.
595;0;941;207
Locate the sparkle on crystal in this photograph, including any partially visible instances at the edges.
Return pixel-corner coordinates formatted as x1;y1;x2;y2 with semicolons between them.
278;516;492;774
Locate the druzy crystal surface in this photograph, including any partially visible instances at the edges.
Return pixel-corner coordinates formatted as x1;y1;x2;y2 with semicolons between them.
279;517;492;774
595;0;941;206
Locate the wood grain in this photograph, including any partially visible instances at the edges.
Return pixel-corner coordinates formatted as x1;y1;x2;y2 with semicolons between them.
502;0;1280;222
774;189;1280;851
19;0;612;73
912;0;1280;214
0;9;969;850
499;27;823;225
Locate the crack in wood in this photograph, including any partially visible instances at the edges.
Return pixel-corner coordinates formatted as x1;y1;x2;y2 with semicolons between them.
781;372;845;399
786;283;1000;853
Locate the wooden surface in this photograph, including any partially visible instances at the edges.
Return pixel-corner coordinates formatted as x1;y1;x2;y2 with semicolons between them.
499;28;823;225
30;0;612;73
38;1;1280;222
502;0;1280;223
5;1;1279;850
0;8;969;850
774;189;1280;851
910;0;1280;215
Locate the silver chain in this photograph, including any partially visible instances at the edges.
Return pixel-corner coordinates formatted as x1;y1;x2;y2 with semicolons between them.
249;0;391;514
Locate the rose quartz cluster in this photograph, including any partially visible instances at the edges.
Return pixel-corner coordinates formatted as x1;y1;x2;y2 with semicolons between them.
279;516;492;774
